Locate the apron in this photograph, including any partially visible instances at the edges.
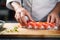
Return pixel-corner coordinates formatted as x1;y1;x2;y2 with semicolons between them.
21;0;58;21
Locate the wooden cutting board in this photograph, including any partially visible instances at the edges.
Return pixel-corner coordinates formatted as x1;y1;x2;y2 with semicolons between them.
0;23;60;38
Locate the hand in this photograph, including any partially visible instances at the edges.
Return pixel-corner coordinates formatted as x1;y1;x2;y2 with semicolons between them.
15;8;34;26
11;2;34;26
47;12;60;26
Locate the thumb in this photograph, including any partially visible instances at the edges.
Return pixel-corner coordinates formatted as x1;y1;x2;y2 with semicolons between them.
25;10;35;22
25;16;35;22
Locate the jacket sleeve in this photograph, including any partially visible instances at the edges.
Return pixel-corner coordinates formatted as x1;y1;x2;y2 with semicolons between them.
6;0;21;10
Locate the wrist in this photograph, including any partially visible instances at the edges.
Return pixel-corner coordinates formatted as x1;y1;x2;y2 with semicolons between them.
15;7;24;13
11;2;23;11
15;7;23;12
51;8;59;14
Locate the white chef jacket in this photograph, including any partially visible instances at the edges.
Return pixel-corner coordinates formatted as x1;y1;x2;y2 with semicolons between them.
6;0;60;21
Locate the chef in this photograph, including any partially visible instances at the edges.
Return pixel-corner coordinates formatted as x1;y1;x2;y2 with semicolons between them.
6;0;60;26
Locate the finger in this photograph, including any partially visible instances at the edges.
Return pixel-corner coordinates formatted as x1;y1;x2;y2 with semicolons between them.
50;16;54;23
15;13;20;22
58;19;60;30
47;15;51;23
18;18;22;23
18;13;25;25
20;12;27;26
55;18;59;26
21;16;27;26
15;13;23;25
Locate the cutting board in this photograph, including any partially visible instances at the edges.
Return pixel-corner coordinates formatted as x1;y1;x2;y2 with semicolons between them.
0;23;60;38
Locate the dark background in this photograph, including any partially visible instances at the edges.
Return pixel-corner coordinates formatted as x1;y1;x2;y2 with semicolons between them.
0;0;16;23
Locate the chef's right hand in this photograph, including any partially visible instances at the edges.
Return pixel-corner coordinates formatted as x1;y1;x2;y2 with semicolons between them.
11;2;34;26
15;8;34;26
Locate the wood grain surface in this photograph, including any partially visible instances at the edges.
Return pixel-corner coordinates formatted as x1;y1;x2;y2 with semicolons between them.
0;23;60;38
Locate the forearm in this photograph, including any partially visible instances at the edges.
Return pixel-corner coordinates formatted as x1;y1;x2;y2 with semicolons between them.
52;2;60;13
11;1;23;11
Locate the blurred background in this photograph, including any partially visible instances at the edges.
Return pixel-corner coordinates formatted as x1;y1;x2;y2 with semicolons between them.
0;0;16;23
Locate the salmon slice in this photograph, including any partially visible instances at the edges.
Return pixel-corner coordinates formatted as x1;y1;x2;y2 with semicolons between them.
19;21;56;30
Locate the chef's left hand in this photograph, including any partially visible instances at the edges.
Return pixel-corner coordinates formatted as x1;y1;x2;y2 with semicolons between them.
47;12;60;26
